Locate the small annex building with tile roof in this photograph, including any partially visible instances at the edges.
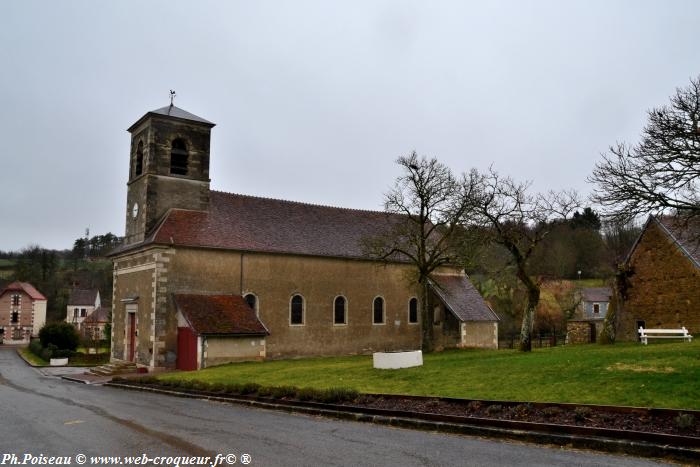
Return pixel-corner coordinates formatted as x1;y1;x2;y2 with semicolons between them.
617;215;700;341
108;104;498;370
82;305;111;342
0;281;47;344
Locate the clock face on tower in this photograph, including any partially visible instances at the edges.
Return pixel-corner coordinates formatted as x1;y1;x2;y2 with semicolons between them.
132;202;139;219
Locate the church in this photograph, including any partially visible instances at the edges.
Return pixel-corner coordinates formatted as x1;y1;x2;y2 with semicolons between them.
109;104;498;371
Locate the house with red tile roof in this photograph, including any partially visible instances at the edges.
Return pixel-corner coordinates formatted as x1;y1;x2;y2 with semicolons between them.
617;215;700;340
0;281;47;344
82;305;110;342
108;105;498;370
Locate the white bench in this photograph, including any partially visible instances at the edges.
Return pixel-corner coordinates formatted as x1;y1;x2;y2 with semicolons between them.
638;327;693;345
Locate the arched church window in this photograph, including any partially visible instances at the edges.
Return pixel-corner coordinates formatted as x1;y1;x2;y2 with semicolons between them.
373;297;385;324
290;295;304;325
170;138;188;175
408;297;419;324
135;141;144;176
334;296;347;325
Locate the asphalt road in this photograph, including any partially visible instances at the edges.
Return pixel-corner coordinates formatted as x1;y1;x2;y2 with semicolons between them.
0;347;671;467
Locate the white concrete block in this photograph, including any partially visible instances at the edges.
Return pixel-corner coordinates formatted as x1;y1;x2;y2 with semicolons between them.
373;350;423;369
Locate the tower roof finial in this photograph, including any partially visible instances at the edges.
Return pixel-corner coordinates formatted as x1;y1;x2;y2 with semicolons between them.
169;89;176;107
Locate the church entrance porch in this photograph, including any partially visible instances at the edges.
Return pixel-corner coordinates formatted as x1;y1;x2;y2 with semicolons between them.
126;309;136;362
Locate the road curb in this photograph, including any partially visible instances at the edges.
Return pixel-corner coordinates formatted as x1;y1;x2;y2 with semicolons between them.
15;348;46;367
105;382;700;463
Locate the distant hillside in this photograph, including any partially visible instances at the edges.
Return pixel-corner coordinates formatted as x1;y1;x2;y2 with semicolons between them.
0;258;15;279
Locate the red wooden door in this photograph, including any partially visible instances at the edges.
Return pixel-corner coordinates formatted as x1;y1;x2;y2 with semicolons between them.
127;313;136;362
177;327;198;371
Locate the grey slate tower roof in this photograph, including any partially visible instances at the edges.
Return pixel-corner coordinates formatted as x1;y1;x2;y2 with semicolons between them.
149;105;214;125
128;104;215;131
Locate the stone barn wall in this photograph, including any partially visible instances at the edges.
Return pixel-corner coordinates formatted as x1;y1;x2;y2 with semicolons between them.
618;221;700;341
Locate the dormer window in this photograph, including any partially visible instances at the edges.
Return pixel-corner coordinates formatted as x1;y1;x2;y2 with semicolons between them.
244;293;258;315
135;141;144;176
170;139;188;175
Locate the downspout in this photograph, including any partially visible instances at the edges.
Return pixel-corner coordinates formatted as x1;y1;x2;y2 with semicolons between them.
200;335;206;369
240;253;244;294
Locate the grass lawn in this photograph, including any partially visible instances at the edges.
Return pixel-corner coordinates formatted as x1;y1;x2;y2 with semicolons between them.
77;346;110;354
159;340;700;410
571;278;607;288
16;347;108;366
69;352;109;366
17;347;48;366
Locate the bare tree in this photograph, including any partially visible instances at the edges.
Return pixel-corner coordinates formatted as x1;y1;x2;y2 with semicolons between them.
366;152;476;352
469;168;579;351
589;75;700;222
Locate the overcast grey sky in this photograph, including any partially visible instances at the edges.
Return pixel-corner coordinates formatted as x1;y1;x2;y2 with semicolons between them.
1;1;699;251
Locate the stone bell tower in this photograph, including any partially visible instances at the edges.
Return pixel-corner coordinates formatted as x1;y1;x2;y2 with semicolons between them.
123;104;215;245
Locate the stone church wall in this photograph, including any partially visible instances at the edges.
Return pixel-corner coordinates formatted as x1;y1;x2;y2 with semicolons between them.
166;247;430;359
618;221;700;341
113;243;491;367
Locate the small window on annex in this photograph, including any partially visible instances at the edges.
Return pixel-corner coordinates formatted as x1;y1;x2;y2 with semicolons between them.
244;293;258;314
80;308;87;317
135;141;144;176
290;295;304;325
170;138;188;175
433;305;443;325
334;296;347;325
373;297;384;324
408;298;419;324
593;303;600;314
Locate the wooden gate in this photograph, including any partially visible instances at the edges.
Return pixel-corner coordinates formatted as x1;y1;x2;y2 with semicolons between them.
177;327;198;371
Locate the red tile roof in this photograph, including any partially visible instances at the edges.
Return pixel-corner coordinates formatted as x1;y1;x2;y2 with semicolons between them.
430;274;498;322
174;294;269;336
581;287;612;303
84;306;110;324
0;281;46;301
118;191;406;260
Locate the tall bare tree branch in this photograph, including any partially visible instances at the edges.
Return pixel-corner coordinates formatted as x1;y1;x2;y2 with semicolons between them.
589;75;700;223
468;167;579;351
364;152;476;351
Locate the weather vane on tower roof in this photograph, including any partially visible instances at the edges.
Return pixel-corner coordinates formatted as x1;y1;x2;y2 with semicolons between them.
169;89;176;106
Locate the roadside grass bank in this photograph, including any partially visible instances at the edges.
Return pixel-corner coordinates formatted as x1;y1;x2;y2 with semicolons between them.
157;340;700;410
18;346;109;367
17;347;48;366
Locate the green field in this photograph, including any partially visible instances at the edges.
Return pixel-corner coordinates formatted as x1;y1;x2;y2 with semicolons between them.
16;347;109;367
0;258;15;279
159;340;700;410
